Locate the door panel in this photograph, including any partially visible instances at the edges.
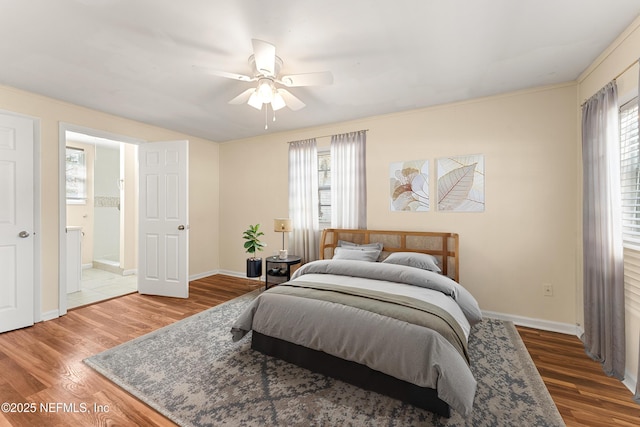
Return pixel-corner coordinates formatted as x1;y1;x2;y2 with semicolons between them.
0;113;34;333
138;140;188;298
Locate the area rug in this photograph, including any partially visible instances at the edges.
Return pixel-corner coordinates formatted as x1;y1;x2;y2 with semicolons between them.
85;290;565;426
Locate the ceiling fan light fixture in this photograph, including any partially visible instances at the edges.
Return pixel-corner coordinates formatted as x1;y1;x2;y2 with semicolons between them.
271;92;286;111
247;91;263;110
257;79;274;103
210;39;331;118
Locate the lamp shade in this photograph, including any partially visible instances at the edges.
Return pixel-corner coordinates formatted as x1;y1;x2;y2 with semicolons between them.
274;218;292;232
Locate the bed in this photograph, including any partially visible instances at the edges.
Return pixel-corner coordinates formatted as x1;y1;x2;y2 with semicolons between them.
231;228;482;417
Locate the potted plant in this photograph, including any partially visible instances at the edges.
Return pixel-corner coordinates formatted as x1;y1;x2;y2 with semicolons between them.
243;224;265;278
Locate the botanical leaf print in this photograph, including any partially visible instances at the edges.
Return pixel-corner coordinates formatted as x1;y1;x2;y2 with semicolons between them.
389;160;429;211
438;163;477;210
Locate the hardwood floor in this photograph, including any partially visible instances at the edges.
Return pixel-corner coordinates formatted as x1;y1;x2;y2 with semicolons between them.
0;275;261;427
517;326;640;427
0;274;639;426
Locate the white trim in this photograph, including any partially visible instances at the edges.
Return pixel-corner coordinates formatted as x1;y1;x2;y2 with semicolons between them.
58;126;66;316
32;116;42;323
623;370;637;396
214;269;265;282
122;268;137;276
189;269;220;281
58;123;146;318
482;310;579;336
40;309;59;322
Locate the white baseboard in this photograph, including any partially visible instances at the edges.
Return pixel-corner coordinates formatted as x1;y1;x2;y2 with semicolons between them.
192;269;265;282
215;269;265;283
623;372;638;396
481;310;579;336
189;269;220;281
41;309;59;322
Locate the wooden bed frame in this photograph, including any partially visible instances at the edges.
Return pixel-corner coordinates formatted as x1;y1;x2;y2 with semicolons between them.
251;228;462;418
319;228;459;281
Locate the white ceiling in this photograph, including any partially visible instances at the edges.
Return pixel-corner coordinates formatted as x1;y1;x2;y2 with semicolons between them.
2;0;639;142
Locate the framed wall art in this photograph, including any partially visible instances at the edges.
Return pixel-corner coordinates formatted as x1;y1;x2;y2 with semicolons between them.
389;160;429;211
437;154;485;212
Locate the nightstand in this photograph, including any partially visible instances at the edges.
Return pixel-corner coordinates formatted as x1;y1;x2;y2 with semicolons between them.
265;255;302;289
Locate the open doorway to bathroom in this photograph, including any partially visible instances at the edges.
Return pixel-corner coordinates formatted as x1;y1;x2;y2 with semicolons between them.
65;131;139;309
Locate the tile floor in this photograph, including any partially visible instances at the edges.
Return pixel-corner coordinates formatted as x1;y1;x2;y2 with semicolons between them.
67;268;137;309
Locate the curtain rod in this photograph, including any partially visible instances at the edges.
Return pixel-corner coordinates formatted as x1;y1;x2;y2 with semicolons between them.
581;59;638;107
287;129;369;143
612;59;639;82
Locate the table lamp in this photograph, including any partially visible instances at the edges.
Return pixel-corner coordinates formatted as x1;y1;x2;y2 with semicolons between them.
274;218;292;259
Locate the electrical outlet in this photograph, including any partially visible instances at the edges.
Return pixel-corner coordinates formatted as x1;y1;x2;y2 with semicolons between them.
543;284;553;297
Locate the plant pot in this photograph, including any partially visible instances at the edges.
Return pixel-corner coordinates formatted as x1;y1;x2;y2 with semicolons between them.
246;257;262;278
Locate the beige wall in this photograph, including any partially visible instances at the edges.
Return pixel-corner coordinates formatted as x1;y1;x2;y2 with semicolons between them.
220;83;579;325
120;143;138;272
0;84;221;315
577;15;640;392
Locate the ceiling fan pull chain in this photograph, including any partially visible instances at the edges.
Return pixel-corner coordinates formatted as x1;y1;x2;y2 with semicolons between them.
264;104;268;130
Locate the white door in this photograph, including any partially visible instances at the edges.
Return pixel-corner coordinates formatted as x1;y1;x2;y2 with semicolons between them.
0;113;34;333
138;140;189;298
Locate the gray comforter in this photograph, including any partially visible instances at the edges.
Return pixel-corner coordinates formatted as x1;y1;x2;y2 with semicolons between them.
231;259;481;416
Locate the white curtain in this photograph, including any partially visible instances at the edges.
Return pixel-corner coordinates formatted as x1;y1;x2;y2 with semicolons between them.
331;130;367;229
582;81;626;380
288;138;319;262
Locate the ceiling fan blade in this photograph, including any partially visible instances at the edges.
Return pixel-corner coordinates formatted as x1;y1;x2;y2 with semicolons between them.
192;65;254;82
252;39;276;76
228;88;256;105
277;88;306;111
280;71;333;87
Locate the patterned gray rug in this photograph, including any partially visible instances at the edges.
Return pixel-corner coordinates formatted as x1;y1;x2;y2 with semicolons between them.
85;290;565;426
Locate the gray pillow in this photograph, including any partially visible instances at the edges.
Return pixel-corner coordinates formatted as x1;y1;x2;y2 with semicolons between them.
333;246;381;262
382;252;441;273
337;240;384;251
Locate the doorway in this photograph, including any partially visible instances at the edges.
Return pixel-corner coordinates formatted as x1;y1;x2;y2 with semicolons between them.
60;125;143;311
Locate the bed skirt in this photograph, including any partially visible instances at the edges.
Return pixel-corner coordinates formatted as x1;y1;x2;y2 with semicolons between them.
251;331;451;418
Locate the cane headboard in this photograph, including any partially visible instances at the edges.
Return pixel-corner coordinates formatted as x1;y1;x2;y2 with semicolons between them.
319;228;460;282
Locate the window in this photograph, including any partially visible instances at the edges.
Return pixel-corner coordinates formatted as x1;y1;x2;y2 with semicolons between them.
318;150;331;227
66;147;87;204
620;97;640;247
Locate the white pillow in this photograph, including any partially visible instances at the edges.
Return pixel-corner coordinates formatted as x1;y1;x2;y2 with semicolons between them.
382;252;441;273
337;240;384;251
333;246;381;262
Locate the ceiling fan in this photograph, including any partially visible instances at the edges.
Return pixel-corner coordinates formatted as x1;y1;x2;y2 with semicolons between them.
197;39;333;118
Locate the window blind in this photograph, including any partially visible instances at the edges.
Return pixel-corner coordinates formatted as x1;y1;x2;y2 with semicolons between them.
620;98;640;247
624;247;640;316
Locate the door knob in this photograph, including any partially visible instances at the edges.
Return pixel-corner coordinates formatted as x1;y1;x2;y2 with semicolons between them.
178;225;185;230
18;231;30;238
